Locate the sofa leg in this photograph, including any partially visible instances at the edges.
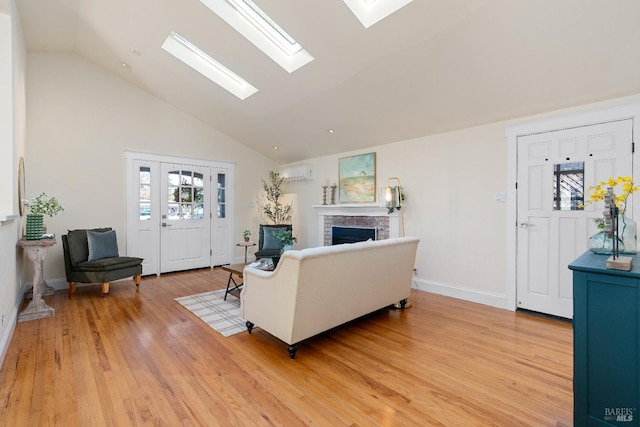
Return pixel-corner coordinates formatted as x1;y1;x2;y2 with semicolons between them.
134;274;141;289
68;282;76;296
101;282;110;297
288;344;298;360
246;321;254;333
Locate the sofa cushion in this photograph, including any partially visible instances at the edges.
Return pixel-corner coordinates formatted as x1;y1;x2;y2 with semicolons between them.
66;227;112;264
76;256;143;272
87;230;119;261
262;226;285;250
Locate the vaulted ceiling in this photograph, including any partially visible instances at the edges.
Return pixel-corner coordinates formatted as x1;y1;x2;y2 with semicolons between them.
15;0;640;163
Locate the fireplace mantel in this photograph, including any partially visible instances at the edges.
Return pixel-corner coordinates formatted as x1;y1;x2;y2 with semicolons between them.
313;204;401;245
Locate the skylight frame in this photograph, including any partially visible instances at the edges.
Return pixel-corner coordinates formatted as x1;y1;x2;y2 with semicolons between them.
343;0;414;28
199;0;313;73
161;31;258;100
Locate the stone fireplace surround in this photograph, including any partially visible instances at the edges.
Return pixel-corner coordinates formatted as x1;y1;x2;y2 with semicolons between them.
313;204;402;246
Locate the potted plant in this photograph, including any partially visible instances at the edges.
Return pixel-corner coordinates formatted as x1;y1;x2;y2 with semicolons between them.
24;193;64;240
274;229;297;251
242;229;252;242
261;170;292;225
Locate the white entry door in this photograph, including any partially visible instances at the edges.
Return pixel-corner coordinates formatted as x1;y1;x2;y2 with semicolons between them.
160;163;211;273
516;119;633;318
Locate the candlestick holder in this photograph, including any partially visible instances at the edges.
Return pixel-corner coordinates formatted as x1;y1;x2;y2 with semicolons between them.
322;186;328;205
330;185;337;205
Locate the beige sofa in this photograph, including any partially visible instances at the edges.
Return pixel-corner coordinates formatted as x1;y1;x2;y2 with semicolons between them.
241;236;420;359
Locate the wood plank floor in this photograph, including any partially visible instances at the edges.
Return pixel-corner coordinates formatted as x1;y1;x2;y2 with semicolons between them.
0;268;573;426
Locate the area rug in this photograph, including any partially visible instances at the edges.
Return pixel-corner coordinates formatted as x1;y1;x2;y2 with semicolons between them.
175;289;248;337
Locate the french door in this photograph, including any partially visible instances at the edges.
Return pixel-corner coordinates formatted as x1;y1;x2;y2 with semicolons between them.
126;152;234;275
160;163;211;273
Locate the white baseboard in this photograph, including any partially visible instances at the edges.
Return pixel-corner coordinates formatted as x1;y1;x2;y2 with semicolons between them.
412;277;511;310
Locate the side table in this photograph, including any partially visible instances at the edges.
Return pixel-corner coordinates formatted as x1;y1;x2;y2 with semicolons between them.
237;241;256;263
17;238;57;322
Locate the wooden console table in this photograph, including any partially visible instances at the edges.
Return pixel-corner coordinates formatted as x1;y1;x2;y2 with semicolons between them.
17;238;57;322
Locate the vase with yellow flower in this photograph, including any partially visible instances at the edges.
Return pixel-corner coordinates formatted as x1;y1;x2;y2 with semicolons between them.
583;176;638;254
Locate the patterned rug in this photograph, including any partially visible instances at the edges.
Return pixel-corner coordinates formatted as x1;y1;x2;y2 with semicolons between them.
175;289;248;337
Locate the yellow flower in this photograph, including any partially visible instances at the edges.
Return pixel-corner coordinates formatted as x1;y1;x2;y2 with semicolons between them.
581;176;638;211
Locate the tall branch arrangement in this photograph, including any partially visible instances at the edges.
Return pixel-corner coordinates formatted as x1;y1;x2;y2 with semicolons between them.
262;170;292;224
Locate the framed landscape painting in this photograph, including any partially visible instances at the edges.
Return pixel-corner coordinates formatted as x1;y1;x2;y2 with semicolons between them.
339;152;376;203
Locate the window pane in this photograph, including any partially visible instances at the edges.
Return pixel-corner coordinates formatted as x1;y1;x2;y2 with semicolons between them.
140;203;150;220
553;161;584;211
218;188;225;203
180;203;192;219
168;170;180;186
181;171;192;186
218;174;225;188
140;167;151;184
180;187;192;203
140;184;151;202
194;187;203;203
194;173;204;188
167;203;180;219
168;186;178;203
218;204;226;218
193;203;204;219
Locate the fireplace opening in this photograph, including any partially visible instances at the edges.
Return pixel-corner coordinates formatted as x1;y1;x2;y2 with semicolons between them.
331;226;376;245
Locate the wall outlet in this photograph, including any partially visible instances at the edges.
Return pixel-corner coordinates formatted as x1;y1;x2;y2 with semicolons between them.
1;314;5;328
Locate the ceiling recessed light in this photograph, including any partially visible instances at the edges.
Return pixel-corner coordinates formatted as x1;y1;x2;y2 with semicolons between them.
273;145;279;150
121;62;131;69
327;129;335;134
129;49;141;56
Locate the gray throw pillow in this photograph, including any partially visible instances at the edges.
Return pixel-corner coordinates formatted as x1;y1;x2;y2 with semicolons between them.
263;227;284;250
87;230;119;261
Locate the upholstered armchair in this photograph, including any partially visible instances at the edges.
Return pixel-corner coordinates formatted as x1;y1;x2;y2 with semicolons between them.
62;228;143;297
254;224;292;259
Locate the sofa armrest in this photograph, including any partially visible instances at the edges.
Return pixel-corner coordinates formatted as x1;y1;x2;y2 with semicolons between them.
241;259;301;344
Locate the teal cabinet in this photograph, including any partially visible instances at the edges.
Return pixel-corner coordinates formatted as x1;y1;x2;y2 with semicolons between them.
569;252;640;426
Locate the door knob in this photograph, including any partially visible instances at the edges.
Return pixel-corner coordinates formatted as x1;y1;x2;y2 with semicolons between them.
162;223;172;227
520;222;529;228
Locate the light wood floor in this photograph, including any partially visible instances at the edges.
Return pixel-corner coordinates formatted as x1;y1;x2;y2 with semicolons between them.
0;268;573;426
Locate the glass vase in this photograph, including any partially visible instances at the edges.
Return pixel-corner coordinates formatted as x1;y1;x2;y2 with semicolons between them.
620;214;637;254
588;230;625;255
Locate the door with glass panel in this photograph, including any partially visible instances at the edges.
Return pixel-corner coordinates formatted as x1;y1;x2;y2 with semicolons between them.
129;159;160;276
516;120;633;318
160;163;211;273
211;168;233;266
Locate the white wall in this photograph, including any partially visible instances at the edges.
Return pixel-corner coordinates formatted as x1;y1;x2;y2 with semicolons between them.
286;94;640;309
25;52;277;282
285;122;509;307
0;0;26;369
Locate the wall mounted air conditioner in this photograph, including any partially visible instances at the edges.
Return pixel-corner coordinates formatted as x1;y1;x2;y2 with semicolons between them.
280;165;313;182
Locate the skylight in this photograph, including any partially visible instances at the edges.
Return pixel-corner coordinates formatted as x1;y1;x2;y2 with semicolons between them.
343;0;414;28
199;0;313;73
162;31;258;100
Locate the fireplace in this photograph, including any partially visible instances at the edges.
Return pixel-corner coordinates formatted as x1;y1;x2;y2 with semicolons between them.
332;226;376;245
313;203;402;246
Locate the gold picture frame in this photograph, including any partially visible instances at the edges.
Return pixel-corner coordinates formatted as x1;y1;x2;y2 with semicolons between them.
18;157;25;216
338;152;376;203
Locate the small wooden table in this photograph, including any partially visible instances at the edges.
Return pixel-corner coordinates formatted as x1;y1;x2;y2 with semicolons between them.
221;262;250;301
236;241;256;262
17;238;57;322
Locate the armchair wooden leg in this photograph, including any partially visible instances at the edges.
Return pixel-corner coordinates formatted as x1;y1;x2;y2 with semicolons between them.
101;282;110;297
134;274;141;289
68;282;76;296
